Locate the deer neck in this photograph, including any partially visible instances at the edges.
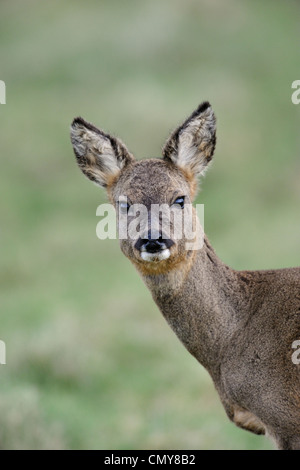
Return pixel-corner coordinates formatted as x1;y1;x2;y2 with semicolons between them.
138;236;244;377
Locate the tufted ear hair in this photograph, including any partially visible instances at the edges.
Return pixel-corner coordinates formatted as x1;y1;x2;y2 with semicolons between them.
162;101;216;177
70;117;134;188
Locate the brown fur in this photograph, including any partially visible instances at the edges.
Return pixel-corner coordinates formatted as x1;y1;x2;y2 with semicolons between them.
70;102;300;450
232;406;265;435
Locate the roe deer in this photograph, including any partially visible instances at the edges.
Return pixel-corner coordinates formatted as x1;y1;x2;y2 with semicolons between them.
70;101;300;450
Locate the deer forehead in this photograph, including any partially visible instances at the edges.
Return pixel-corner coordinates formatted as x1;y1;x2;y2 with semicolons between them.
112;159;191;203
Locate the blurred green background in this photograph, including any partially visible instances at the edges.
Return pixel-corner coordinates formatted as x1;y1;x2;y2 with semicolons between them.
0;0;299;450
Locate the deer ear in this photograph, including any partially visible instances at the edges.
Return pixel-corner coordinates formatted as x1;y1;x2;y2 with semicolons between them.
70;117;134;188
162;101;216;177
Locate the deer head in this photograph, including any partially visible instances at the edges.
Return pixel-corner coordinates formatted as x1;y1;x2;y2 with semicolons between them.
70;101;216;275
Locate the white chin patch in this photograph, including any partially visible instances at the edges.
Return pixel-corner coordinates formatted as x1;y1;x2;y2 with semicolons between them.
140;249;170;262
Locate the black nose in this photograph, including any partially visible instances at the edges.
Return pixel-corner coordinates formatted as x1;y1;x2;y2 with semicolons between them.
142;239;165;253
134;233;174;253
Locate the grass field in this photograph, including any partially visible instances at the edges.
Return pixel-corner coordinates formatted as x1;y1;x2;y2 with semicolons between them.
0;0;299;449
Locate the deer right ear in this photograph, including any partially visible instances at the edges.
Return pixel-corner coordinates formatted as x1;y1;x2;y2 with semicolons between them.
70;117;134;188
162;101;216;177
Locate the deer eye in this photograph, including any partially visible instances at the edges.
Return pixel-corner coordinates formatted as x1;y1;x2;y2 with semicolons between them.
119;201;130;214
172;196;185;209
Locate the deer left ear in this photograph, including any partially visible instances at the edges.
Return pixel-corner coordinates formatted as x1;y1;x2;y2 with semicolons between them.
162;101;216;177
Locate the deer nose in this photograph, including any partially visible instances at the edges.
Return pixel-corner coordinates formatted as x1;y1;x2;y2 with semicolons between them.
142;238;166;253
134;233;174;253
